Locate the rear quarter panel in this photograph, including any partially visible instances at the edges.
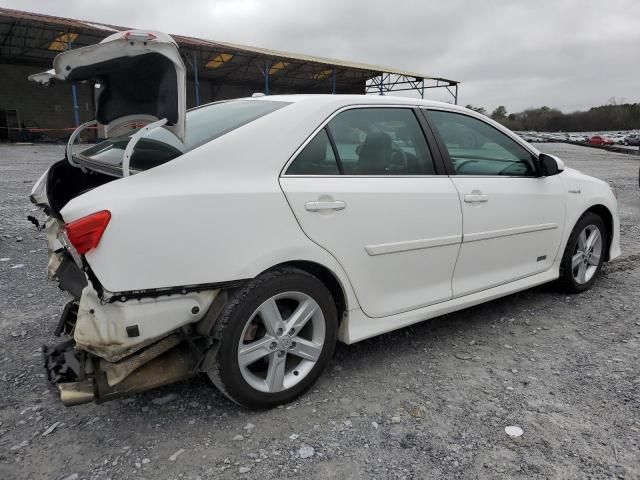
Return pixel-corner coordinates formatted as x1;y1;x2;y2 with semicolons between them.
61;100;359;309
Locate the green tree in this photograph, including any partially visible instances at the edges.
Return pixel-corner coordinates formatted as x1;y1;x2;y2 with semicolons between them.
491;105;508;121
465;104;487;115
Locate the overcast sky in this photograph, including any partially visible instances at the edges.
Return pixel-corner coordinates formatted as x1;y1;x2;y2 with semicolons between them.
3;0;638;113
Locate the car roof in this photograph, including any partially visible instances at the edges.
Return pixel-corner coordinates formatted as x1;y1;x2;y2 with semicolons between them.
251;93;465;111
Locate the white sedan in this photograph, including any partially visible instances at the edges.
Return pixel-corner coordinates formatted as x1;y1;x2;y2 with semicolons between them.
31;31;620;408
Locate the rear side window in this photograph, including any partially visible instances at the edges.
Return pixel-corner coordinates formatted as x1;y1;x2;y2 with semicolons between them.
327;108;435;175
286;129;340;175
80;100;289;172
428;110;535;176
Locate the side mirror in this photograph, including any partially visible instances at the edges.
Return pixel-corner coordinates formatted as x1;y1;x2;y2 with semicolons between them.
539;153;565;176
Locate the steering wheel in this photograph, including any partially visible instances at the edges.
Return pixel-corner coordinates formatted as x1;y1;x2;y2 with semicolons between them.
453;159;477;173
497;162;526;175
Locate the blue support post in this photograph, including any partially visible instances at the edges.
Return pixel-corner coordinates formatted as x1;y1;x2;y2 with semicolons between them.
71;84;80;127
332;69;336;94
66;38;80;127
192;52;200;106
264;61;270;95
379;73;384;96
421;79;424;99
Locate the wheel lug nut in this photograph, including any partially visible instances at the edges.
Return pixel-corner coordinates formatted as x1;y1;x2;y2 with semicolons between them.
278;350;285;357
276;328;283;336
270;342;277;350
289;341;296;349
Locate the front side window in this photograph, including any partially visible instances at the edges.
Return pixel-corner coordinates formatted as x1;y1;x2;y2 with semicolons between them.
427;110;536;176
327;108;436;175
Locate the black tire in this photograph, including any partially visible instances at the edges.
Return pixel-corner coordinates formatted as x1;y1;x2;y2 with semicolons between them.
207;267;338;409
557;212;607;293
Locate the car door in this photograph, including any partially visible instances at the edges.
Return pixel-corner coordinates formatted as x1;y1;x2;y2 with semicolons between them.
280;106;462;318
424;108;565;297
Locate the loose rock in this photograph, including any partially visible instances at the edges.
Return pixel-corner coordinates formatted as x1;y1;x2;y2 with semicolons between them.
169;448;185;461
298;445;315;459
152;393;177;405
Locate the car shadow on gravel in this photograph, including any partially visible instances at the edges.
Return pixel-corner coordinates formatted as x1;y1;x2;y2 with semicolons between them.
134;283;560;411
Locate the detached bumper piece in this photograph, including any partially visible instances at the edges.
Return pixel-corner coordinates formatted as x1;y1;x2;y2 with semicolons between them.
43;340;96;406
43;336;197;407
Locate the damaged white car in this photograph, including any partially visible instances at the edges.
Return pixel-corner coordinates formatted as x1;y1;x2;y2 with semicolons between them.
30;30;620;409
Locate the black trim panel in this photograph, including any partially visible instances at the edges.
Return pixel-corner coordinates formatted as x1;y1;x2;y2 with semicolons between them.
105;279;249;303
413;107;449;176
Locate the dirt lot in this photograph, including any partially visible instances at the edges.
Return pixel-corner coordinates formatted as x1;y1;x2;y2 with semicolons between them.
0;142;638;479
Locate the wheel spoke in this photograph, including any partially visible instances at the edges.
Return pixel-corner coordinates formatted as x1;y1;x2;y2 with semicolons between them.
238;337;274;367
285;298;318;333
588;252;601;266
577;262;587;283
577;229;587;251
572;252;583;269
265;352;286;391
259;298;285;337
289;337;322;362
585;229;600;252
238;291;327;394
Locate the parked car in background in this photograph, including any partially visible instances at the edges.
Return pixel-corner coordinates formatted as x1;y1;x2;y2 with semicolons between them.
624;134;640;146
587;135;614;146
568;135;586;143
28;30;622;409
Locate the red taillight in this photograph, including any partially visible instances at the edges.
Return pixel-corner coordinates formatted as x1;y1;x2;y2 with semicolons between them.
64;210;111;255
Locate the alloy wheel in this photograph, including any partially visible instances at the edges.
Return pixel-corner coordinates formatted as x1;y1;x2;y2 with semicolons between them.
571;224;603;285
237;291;326;393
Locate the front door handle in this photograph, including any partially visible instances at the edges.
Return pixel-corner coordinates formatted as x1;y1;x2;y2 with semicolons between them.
305;200;346;212
464;192;489;204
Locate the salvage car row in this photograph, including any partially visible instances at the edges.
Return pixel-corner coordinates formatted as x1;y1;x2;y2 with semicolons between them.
518;131;640;146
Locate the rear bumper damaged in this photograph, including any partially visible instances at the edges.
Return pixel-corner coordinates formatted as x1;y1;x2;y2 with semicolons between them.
39;210;230;406
44;266;221;405
74;282;216;362
44;337;197;406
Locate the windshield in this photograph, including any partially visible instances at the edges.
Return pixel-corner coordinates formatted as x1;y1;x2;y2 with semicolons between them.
79;99;289;173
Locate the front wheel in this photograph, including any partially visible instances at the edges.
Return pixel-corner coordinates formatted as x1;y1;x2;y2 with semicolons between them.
207;267;338;409
557;212;607;293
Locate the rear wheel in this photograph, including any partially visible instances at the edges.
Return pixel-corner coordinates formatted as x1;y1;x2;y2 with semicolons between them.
557;212;606;293
207;267;338;409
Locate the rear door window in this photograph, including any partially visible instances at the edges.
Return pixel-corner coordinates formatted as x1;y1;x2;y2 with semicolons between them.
286;129;340;175
327;108;436;175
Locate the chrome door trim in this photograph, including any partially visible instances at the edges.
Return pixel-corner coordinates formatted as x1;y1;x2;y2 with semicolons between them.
365;234;462;256
463;223;559;243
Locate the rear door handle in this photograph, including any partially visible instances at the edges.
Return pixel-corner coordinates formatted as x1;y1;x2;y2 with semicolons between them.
464;192;489;203
305;200;346;212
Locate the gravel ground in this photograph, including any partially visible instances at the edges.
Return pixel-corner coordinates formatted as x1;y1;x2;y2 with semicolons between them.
0;142;638;480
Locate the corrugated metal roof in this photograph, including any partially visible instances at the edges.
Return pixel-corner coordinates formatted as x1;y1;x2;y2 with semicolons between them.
0;7;457;84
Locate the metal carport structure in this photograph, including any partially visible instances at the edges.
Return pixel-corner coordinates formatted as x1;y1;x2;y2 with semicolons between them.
0;7;459;135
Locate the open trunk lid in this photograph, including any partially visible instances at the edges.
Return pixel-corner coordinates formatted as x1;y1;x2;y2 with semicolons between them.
29;30;186;142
